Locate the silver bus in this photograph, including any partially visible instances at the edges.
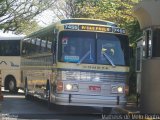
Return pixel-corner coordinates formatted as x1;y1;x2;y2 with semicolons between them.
21;18;130;112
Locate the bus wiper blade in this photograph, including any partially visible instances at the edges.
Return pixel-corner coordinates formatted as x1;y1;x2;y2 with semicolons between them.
77;44;92;65
102;52;116;67
77;51;90;64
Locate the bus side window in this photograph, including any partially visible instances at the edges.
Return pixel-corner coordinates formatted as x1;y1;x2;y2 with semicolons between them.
22;39;31;56
46;37;48;51
14;40;20;56
35;38;42;53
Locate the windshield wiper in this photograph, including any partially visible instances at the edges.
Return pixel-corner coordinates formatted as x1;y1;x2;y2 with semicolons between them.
77;44;92;64
102;50;116;67
77;50;90;64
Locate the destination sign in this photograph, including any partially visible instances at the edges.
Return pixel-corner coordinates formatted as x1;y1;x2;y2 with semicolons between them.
64;24;126;34
79;25;112;32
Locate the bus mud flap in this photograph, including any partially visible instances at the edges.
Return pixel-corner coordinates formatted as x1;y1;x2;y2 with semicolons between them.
117;96;119;105
69;94;72;103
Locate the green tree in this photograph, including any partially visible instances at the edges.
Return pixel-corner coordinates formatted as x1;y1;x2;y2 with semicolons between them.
65;0;142;42
0;0;56;34
15;20;41;35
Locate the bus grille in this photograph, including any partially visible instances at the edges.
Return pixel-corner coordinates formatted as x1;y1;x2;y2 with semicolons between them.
60;71;127;82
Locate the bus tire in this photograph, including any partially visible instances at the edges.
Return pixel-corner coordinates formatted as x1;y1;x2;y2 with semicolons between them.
7;77;17;93
24;77;29;100
48;99;52;110
25;94;30;100
46;79;52;109
25;89;29;100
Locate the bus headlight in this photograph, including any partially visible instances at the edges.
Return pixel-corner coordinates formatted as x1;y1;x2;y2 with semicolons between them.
111;85;124;94
66;84;72;91
65;83;79;91
117;86;123;93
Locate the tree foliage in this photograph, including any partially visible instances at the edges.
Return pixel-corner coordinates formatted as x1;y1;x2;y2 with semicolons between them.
0;0;56;33
65;0;142;42
15;20;41;35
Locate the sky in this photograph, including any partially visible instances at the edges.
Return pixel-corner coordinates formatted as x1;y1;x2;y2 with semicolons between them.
0;10;57;37
35;10;56;27
0;30;25;37
35;9;62;27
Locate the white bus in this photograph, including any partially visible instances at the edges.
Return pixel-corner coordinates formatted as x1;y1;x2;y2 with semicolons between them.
0;36;24;93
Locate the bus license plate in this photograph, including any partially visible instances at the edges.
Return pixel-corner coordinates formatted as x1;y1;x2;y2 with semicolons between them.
89;86;101;92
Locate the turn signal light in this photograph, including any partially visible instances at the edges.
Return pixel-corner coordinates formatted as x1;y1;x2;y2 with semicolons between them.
125;85;129;95
57;81;63;92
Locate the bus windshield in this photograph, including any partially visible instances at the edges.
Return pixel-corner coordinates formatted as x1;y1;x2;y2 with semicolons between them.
58;31;129;66
0;40;20;56
97;33;125;66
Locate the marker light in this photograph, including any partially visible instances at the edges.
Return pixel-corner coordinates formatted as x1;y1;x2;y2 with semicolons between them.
125;85;129;95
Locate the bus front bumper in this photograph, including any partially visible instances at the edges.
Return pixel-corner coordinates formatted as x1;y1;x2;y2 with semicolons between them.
53;94;126;108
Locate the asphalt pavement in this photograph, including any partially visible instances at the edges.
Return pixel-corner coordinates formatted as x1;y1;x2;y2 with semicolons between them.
0;89;140;120
0;91;105;120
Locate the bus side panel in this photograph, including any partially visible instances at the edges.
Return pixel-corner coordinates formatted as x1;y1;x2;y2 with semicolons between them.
23;69;52;100
0;56;21;89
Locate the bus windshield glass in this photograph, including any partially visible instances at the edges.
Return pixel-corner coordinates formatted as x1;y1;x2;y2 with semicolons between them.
97;33;125;66
0;40;20;56
58;31;129;66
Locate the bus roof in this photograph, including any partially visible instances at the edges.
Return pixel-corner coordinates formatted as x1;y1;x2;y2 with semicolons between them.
61;18;118;27
27;18;120;37
0;36;24;40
